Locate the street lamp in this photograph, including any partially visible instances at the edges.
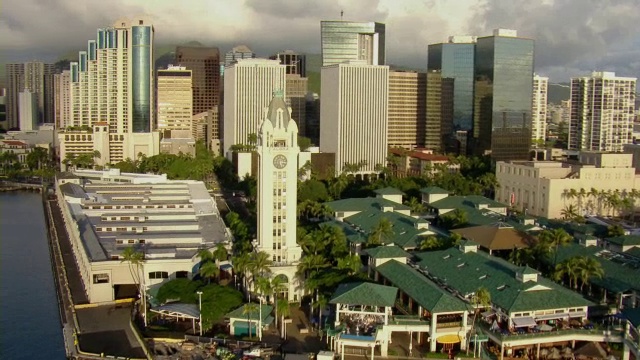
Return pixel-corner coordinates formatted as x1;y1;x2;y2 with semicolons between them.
197;291;203;336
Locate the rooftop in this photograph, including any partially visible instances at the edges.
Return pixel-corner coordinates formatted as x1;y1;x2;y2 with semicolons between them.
451;222;534;251
326;197;410;213
365;245;410;259
374;187;405;196
420;186;449;195
330;282;398;307
415;248;592;313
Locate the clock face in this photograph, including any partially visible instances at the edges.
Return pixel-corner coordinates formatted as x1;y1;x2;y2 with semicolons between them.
273;154;288;169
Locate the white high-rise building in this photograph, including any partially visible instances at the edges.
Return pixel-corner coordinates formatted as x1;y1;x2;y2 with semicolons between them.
320;61;389;174
18;91;38;131
157;66;193;132
569;71;637;152
223;59;286;157
59;18;160;167
532;74;548;146
54;70;71;129
256;91;302;301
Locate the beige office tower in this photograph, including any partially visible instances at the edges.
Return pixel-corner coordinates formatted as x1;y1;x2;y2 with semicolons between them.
532;74;548;146
54;70;71;129
192;108;221;155
320;61;389;174
157;66;193;132
387;71;426;149
285;74;308;138
569;71;637;152
223;59;286;157
58;18;159;168
425;71;454;152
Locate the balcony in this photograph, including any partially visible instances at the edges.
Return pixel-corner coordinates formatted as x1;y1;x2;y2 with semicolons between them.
477;320;624;342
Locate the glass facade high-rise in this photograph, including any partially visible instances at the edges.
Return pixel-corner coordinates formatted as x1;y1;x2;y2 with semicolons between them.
473;29;534;161
321;21;385;66
428;36;476;152
131;25;152;132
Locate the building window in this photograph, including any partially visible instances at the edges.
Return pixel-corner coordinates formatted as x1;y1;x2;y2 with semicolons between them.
93;273;109;284
149;271;169;279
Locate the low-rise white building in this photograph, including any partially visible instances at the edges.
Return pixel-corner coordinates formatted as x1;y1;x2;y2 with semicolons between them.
496;152;640;219
55;169;231;303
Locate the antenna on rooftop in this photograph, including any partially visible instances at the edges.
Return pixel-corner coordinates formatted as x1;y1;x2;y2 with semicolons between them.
341;10;344;20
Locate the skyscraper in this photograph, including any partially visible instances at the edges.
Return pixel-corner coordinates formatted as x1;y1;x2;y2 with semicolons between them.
532;74;549;147
320;21;385;66
320;61;388;174
270;50;306;76
224;45;256;66
175;46;221;114
427;36;476;152
54;70;71;129
223;59;286;157
425;71;454;152
569;72;636;152
157;66;193;132
58;18;160;167
285;74;308;138
5;62;55;129
473;29;534;161
387;70;426;149
18;91;38;131
255;92;302;301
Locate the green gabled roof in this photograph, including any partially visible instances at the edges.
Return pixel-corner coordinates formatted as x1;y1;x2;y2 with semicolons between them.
421;186;449;195
429;195;507;211
607;235;640;247
518;266;539;275
625;247;640;259
330;282;398;307
226;304;273;321
322;219;366;243
374;187;405;196
344;209;426;249
326;197;410;213
458;239;479;247
415;248;591;314
366;245;410;259
376;260;468;313
551;243;640;294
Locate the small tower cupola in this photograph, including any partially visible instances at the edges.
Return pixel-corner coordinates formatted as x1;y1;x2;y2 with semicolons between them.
516;266;539;283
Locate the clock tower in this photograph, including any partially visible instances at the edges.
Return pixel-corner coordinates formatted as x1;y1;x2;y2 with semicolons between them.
256;90;303;301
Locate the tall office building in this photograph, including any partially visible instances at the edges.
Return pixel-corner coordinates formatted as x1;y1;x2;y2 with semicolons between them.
54;70;71;129
425;71;454;152
387;70;426;149
18;91;38;131
320;61;388;174
427;36;476;152
285;74;308;138
157;66;193;132
255;92;303;301
224;45;256;66
5;62;55;129
473;29;534;161
532;74;549;146
223;59;286;157
270;50;306;76
175;46;221;114
320;21;385;66
59;18;160;167
569;71;637;152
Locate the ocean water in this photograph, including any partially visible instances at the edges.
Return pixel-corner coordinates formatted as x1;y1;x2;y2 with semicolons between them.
0;192;66;359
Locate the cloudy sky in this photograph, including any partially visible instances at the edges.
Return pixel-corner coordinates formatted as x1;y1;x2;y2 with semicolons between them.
1;0;639;83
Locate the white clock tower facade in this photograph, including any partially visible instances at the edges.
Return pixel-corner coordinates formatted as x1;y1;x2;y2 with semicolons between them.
256;91;303;301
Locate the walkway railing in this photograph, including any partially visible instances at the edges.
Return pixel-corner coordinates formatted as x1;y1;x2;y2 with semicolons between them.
477;321;624;341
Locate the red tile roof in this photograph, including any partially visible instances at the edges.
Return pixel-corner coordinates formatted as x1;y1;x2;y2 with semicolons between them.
389;148;450;162
1;140;28;146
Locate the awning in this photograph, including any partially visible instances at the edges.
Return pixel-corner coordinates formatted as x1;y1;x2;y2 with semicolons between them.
536;313;569;321
150;303;199;319
568;311;586;318
437;335;461;344
512;316;537;328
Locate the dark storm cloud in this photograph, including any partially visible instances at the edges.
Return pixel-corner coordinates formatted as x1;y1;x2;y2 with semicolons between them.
468;0;640;80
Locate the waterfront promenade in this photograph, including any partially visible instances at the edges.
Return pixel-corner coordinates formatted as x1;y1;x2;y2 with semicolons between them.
45;194;147;359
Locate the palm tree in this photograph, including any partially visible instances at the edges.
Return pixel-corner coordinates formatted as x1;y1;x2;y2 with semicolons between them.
198;249;214;263
121;247;146;324
577;188;587;215
539;228;572;265
199;261;220;284
554;257;582;289
277;298;291;339
314;295;329;332
560;204;579;221
337;254;362;275
419;235;441;251
232;253;251;291
250;251;273;277
468;287;491;355
213;244;228;264
577;256;604;292
404;197;425;214
297;254;329;279
242;303;259;339
367;218;394;246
